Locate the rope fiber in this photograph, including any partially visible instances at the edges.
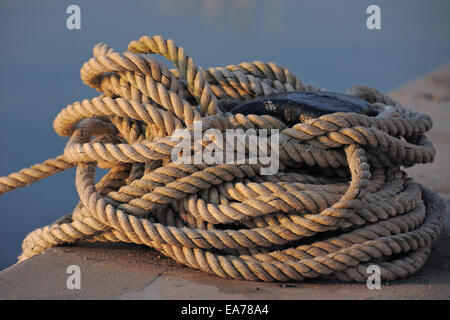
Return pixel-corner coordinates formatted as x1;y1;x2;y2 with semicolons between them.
0;35;445;282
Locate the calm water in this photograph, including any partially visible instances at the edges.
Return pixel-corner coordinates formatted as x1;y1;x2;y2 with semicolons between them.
1;0;449;269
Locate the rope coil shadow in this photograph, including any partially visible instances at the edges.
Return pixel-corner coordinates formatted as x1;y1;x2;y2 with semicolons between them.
0;35;445;282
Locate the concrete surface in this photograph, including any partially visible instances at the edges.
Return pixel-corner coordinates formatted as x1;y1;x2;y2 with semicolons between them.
1;64;449;300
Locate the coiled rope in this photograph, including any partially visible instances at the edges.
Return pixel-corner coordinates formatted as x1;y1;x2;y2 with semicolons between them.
0;35;445;282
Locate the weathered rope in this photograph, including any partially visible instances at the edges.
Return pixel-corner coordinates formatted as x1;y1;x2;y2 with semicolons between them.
0;35;445;283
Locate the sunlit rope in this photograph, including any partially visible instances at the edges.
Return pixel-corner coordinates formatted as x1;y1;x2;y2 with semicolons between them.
0;35;445;282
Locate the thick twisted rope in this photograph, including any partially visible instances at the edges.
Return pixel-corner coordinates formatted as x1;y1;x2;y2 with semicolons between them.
0;35;445;283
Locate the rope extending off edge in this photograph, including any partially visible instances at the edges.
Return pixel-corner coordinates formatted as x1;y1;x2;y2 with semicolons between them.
0;35;445;282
